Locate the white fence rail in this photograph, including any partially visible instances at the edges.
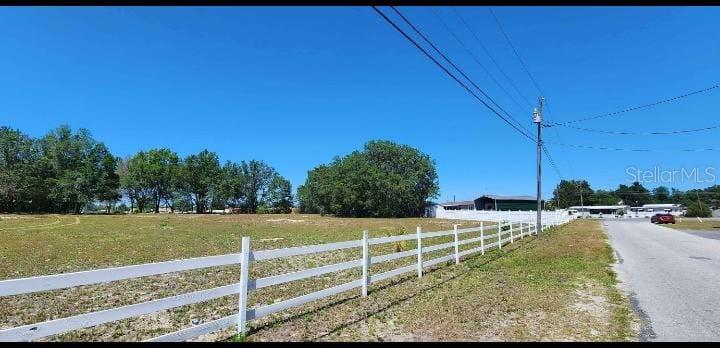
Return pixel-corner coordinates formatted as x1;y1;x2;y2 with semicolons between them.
0;217;571;342
435;207;573;225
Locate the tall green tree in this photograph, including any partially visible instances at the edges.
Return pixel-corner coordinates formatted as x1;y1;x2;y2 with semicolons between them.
239;160;276;213
652;186;670;203
218;161;246;209
590;189;621;206
121;152;154;213
39;125;116;213
146;148;180;213
685;200;712;217
297;140;438;218
93;147;121;213
551;180;593;208
616;181;651;206
264;175;293;213
179;149;221;213
0;127;37;212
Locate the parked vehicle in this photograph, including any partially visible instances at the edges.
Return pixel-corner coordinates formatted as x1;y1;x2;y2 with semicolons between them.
651;213;676;224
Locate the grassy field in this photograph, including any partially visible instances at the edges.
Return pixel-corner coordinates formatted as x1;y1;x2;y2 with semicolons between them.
661;217;720;231
0;213;486;279
0;214;634;341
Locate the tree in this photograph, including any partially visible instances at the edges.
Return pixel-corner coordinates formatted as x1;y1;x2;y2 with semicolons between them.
146;148;180;213
652;186;670;203
121;152;154;213
551;180;593;209
297;140;439;218
39;125;115;213
590;189;621;206
297;164;330;214
615;182;651;207
0;127;37;212
94;148;121;213
704;185;720;209
239;160;276;213
669;188;685;205
685;200;712;217
265;175;293;213
218;161;246;210
178;149;221;213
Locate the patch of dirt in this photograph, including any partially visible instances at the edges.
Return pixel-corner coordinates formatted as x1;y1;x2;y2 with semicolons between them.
567;279;612;339
265;219;306;223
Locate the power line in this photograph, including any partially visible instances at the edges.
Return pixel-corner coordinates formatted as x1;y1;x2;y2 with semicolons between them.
547;83;720;126
544;140;720;152
388;6;534;138
488;7;545;99
558;123;720;136
451;7;534;109
371;6;536;142
429;8;529;124
486;8;576;182
541;143;564;180
489;7;719;166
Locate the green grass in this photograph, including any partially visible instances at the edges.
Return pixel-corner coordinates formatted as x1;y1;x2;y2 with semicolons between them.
0;213;482;341
0;213;481;279
661;217;720;231
0;215;633;341
256;219;635;342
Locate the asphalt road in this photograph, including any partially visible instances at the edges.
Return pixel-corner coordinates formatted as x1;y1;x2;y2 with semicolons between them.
603;219;720;341
678;230;720;241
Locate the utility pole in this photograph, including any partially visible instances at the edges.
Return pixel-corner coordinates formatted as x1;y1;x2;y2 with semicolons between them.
533;97;544;235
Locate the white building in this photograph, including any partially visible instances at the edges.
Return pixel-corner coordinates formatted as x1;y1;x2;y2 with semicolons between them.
567;205;629;218
629;203;685;217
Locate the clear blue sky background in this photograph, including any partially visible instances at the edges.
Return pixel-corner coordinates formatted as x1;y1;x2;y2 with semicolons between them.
2;6;719;203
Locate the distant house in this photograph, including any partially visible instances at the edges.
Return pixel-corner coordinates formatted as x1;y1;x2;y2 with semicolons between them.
439;200;476;211
438;195;544;212
568;205;629;217
630;203;685;216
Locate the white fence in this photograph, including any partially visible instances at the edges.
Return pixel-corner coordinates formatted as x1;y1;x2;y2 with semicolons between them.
435;207;573;225
0;218;570;342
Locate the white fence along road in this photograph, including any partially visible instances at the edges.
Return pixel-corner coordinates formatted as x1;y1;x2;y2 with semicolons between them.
0;217;570;342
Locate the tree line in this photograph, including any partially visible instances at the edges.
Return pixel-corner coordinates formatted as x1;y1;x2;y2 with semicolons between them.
551;179;719;217
0;125;292;214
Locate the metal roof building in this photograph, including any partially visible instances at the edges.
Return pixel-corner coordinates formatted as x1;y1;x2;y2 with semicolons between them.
440;195;544;211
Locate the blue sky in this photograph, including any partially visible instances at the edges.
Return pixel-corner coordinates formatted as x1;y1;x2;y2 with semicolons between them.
2;6;719;202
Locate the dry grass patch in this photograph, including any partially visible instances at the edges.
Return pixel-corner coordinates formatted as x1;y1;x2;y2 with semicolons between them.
662;218;720;231
0;213;482;341
244;219;634;342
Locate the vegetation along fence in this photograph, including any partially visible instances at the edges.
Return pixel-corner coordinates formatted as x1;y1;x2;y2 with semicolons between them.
0;218;569;342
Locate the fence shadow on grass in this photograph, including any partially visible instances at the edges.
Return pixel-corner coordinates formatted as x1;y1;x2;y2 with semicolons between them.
235;229;550;341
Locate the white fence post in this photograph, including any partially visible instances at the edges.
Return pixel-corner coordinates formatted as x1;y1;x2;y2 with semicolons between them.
416;226;422;278
238;236;250;335
510;221;514;244
498;222;502;250
480;222;485;255
362;230;369;297
520;221;524;239
453;224;460;265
